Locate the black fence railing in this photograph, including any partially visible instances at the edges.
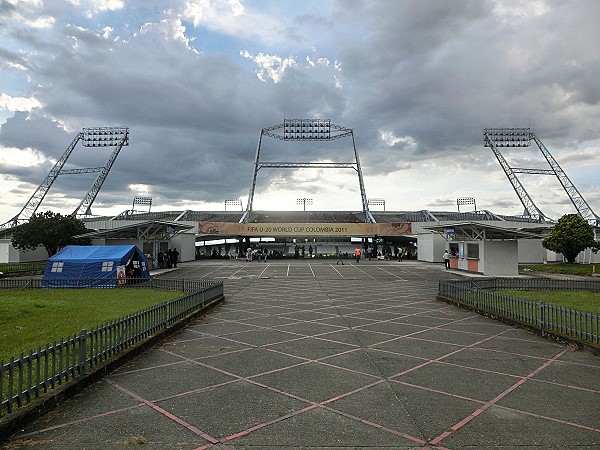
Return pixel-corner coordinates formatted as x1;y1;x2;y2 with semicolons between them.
0;263;46;274
0;279;224;418
438;278;600;346
0;277;222;291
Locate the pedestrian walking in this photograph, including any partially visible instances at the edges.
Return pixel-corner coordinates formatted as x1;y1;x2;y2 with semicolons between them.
336;249;344;265
354;246;361;263
443;249;450;270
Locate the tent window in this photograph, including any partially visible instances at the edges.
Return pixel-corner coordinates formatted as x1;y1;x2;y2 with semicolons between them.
51;261;64;273
101;261;114;272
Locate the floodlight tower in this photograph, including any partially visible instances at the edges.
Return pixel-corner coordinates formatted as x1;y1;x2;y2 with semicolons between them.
457;197;476;213
1;126;129;228
132;196;152;213
224;198;243;211
484;128;600;225
368;198;386;211
72;127;129;217
241;119;375;223
296;197;313;211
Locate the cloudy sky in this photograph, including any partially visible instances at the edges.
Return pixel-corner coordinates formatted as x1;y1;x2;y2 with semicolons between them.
1;0;599;223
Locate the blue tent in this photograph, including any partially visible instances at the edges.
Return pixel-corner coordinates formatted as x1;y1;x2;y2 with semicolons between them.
43;245;150;287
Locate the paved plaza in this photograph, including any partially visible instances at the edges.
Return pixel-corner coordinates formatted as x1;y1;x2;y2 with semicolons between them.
3;259;600;449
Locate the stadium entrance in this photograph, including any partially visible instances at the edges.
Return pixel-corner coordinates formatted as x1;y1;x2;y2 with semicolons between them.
195;217;415;260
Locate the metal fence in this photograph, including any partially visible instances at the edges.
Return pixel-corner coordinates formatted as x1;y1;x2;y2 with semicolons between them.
0;263;46;274
0;279;223;418
438;278;600;346
0;277;221;291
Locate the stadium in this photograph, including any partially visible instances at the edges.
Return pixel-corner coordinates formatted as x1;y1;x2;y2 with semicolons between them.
1;121;598;276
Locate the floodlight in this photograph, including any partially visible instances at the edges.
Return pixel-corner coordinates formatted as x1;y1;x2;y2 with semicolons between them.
225;198;243;211
82;127;129;147
368;198;386;211
132;196;152;212
457;197;476;213
296;197;313;211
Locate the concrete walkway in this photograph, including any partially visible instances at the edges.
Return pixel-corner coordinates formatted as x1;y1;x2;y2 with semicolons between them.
3;259;600;449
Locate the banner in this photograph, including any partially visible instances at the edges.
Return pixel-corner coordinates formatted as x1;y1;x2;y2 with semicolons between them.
116;265;126;285
198;222;411;237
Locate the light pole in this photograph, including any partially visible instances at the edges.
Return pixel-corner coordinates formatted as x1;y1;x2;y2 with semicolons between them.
368;198;385;211
132;196;152;213
296;198;313;211
225;198;243;211
457;197;476;213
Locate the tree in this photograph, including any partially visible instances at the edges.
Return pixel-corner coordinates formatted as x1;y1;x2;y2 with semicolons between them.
11;211;91;257
542;214;599;263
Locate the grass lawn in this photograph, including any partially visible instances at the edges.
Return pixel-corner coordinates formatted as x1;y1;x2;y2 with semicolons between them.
0;288;183;362
520;262;599;276
496;289;600;315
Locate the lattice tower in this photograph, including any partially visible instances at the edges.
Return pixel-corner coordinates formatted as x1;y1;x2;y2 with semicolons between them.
1;127;129;228
241;119;374;224
484;128;599;225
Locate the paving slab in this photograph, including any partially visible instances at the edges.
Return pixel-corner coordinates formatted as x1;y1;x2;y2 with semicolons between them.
3;259;600;449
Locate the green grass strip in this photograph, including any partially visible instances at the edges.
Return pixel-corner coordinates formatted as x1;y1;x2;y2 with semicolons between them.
496;289;600;315
520;263;599;276
0;289;182;362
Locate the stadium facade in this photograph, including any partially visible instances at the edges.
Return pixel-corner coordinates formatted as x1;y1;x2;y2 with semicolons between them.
63;208;599;274
1;122;599;274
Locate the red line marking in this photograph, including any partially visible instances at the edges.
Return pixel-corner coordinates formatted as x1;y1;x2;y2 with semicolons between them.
223;404;317;441
393;380;485;404
13;402;145;439
493;404;600;433
427;347;571;446
106;379;220;444
160;347;430;445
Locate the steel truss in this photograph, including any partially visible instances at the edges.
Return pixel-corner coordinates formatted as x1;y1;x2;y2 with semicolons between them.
1;127;129;228
484;128;599;225
241;119;374;223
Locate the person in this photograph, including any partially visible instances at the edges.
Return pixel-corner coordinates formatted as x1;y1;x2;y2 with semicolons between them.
354;246;361;263
336;249;344;265
246;248;253;262
443;249;450;270
398;247;403;262
172;248;179;267
367;245;373;260
308;245;313;258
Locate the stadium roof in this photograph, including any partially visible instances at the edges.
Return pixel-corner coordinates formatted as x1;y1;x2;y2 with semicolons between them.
86;209;543;225
76;220;193;240
422;222;549;241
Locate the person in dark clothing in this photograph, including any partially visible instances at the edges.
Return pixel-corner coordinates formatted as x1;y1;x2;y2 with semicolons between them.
172;248;179;267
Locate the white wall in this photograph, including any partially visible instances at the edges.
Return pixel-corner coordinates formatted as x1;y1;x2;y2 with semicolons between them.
0;240;48;263
101;238;145;248
170;233;195;262
517;239;546;263
481;240;519;276
575;247;600;264
417;232;447;262
0;240;9;263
